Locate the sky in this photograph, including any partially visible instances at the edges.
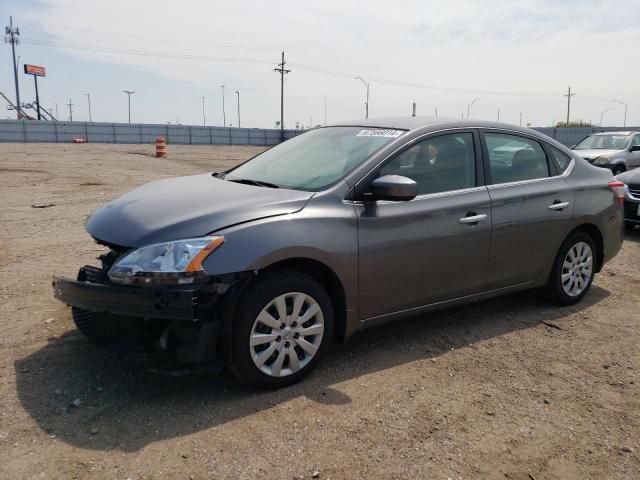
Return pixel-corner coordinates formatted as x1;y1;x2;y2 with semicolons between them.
1;0;639;128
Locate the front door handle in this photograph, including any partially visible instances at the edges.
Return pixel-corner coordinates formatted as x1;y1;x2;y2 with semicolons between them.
548;201;570;211
458;214;487;225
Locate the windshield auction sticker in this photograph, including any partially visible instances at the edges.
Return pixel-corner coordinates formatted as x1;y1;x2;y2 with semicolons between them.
356;129;404;138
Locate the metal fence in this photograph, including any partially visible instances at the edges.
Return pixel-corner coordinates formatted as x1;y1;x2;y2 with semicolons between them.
0;120;302;146
534;126;637;147
0;120;636;147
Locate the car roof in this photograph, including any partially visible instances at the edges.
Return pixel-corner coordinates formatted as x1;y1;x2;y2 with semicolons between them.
332;116;542;136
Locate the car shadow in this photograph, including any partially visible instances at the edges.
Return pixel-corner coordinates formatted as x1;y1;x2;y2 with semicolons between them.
15;286;610;452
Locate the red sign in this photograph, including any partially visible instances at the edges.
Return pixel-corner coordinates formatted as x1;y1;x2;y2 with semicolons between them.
24;64;46;77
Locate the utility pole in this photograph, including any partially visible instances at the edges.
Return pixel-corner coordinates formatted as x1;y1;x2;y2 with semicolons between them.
235;91;240;128
497;109;500;122
274;51;291;138
412;102;416;117
85;93;92;122
54;102;59;120
434;107;438;118
221;85;226;126
5;16;22;119
355;76;370;118
466;97;480;118
519;112;523;126
564;86;575;125
201;96;206;126
612;99;627;127
123;90;134;123
67;98;73;121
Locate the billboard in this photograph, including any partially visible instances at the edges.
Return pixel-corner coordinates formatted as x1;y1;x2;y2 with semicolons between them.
24;64;46;76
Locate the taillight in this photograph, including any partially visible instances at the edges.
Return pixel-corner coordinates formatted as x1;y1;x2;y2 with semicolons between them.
608;180;625;205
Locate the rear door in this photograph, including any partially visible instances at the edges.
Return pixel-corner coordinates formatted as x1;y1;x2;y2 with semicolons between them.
481;130;574;289
356;130;492;320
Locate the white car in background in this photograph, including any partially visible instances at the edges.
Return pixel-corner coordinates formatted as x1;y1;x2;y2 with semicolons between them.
572;131;640;175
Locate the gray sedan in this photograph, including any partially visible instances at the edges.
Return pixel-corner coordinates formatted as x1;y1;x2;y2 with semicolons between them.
53;118;625;388
572;131;640;175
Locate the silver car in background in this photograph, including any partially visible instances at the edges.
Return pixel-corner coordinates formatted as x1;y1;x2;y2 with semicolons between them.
53;118;625;388
572;131;640;175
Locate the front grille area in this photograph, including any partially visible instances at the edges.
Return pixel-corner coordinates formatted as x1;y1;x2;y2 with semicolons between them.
629;184;640;198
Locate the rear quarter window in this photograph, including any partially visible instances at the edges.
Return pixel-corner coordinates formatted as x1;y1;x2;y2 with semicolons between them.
548;145;573;174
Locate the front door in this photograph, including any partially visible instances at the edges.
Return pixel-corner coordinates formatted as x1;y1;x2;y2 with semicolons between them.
356;131;492;320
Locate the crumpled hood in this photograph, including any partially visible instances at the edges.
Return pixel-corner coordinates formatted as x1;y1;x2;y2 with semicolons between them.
573;149;621;160
86;174;313;247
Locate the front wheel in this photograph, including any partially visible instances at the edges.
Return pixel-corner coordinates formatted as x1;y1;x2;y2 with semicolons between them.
230;270;334;389
611;164;626;176
546;232;596;305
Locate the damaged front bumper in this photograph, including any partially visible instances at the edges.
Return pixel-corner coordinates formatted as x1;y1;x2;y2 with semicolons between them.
52;265;247;366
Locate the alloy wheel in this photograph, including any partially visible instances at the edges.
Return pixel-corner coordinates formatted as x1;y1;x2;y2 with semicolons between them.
561;241;593;297
249;292;325;377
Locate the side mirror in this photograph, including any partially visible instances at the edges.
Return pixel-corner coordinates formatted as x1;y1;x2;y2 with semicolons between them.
369;175;417;201
630;145;640;152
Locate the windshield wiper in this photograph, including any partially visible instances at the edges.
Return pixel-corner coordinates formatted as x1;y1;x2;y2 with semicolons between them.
227;178;280;188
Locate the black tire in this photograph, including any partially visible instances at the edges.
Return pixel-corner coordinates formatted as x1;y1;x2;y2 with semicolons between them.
230;269;334;389
546;231;597;306
612;165;626;176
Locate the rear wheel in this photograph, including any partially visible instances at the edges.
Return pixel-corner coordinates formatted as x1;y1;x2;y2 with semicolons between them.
230;270;334;389
546;232;596;305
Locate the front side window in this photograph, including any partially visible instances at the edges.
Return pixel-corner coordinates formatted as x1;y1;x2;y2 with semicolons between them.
226;127;404;190
574;134;630;150
632;134;640;147
485;133;549;184
379;132;476;195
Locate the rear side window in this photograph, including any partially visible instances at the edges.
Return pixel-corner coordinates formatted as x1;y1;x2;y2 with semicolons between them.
633;134;640;147
548;145;573;173
484;133;549;184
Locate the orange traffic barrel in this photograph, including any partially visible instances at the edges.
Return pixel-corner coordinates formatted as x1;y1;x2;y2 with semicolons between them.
155;137;167;157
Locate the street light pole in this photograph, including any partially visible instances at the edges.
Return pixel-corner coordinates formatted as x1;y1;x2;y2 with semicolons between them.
600;107;613;126
123;90;134;123
221;85;226;126
235;91;240;128
201;96;206;126
355;76;370;119
466;97;480;118
612;99;627;127
85;93;92;122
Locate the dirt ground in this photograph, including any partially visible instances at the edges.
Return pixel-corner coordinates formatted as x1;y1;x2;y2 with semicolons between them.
0;142;638;480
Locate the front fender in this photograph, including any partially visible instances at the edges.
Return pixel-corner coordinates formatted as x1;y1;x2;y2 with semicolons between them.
201;199;359;313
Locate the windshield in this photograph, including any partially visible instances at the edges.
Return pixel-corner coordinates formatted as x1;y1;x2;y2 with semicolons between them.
574;134;629;150
225;127;405;190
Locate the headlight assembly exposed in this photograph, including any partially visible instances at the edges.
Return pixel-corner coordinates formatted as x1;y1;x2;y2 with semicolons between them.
108;236;224;286
592;155;611;165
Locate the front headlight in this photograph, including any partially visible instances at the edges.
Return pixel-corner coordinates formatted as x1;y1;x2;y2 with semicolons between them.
592;155;611;165
108;236;225;286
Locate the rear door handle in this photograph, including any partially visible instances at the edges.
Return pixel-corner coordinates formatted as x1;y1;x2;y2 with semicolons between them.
458;214;487;224
548;201;570;211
